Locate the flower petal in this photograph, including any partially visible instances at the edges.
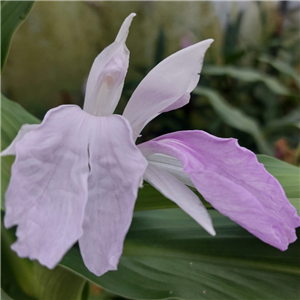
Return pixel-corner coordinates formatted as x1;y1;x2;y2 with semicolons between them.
5;105;90;268
1;124;39;156
123;39;213;139
83;13;136;117
139;131;300;250
144;164;215;236
147;153;194;187
79;115;148;276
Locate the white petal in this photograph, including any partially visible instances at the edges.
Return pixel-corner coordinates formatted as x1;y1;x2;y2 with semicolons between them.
1;124;39;157
144;164;215;236
123;39;213;140
147;153;194;187
83;13;135;117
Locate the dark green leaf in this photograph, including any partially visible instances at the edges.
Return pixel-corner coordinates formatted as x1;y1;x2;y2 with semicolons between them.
1;224;35;300
32;263;86;300
1;289;14;300
1;1;35;72
259;55;300;89
1;94;40;209
60;209;300;300
194;87;273;155
265;109;300;131
202;65;290;96
2;221;87;300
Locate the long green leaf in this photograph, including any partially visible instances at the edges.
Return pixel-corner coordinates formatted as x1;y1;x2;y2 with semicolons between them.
32;263;86;300
265;109;300;131
259;55;300;90
1;1;35;72
1;289;14;300
194;87;273;155
1;224;35;300
1;94;40;209
60;209;300;300
2;221;87;300
202;65;290;96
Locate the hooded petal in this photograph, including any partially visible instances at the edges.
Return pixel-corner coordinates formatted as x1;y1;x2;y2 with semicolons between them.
138;131;300;251
83;13;135;117
1;124;39;156
144;164;215;235
4;105;90;268
123;39;213;140
79;115;148;276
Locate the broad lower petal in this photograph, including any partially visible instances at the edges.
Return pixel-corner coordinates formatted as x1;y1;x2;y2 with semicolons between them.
5;105;90;268
144;164;215;235
139;131;300;251
123;39;213;140
79;115;148;276
83;13;135;117
1;124;39;156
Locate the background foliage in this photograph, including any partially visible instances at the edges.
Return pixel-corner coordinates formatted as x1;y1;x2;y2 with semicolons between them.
1;1;299;300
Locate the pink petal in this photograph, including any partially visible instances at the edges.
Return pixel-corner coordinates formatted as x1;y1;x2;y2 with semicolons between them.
83;13;135;117
144;164;215;235
4;105;90;268
1;124;39;156
123;39;213;140
139;131;300;251
79;115;148;276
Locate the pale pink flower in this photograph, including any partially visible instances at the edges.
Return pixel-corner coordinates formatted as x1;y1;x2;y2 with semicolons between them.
2;13;299;277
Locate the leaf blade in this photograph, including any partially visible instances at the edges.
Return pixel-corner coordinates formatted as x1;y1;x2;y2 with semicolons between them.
1;1;35;72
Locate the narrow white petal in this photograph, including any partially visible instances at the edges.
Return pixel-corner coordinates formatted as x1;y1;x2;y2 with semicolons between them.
83;13;135;117
144;164;215;236
115;13;136;42
123;39;213;140
147;153;194;188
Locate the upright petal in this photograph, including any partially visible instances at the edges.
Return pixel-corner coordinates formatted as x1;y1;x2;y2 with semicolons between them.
5;105;90;268
144;164;215;236
139;131;300;251
83;13;136;117
79;115;148;276
1;124;39;156
123;39;213;140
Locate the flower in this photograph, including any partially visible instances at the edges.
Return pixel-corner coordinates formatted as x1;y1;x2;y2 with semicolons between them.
2;13;300;277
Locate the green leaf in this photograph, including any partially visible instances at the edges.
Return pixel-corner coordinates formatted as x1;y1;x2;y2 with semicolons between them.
265;109;300;131
1;1;35;72
60;209;300;300
259;55;300;90
257;155;300;214
1;289;14;300
1;94;40;210
194;87;273;155
2;220;87;300
1;224;35;300
32;263;87;300
202;65;290;96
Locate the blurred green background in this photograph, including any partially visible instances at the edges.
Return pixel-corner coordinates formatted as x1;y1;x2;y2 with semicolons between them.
2;1;299;163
